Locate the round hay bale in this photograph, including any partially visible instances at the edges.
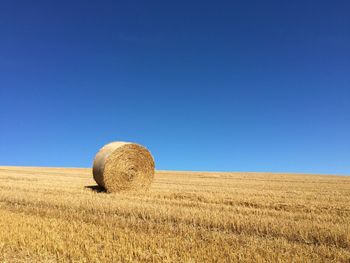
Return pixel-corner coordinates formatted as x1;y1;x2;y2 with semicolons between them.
92;142;155;192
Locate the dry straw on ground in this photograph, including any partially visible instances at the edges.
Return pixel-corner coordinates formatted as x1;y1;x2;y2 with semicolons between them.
0;167;349;262
93;142;155;192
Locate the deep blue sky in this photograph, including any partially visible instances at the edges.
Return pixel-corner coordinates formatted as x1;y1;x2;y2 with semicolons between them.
1;1;349;174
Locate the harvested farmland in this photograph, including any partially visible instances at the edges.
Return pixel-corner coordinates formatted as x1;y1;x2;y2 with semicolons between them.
0;166;349;262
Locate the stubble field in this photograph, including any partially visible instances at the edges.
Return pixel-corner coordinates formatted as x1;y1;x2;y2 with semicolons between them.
0;166;349;262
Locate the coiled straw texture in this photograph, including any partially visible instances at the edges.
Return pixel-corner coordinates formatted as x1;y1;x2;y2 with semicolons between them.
93;142;155;192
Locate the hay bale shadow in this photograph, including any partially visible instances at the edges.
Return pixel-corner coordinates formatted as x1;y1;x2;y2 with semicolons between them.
85;185;107;193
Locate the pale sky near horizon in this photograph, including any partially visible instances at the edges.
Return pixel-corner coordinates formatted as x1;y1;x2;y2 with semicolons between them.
0;1;349;175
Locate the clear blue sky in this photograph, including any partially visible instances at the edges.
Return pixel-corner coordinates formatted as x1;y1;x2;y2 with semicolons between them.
0;1;349;174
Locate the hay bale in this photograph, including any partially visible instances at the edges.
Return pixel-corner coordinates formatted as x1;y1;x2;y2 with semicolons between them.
92;142;155;192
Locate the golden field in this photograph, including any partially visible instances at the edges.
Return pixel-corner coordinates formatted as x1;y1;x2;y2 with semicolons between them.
0;166;349;262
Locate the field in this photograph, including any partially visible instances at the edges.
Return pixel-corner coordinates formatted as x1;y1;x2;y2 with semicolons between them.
0;167;349;262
